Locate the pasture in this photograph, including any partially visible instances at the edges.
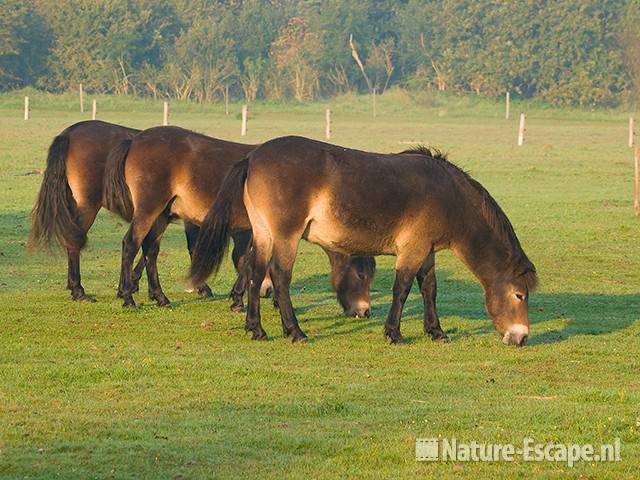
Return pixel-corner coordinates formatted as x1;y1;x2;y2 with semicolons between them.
0;89;639;479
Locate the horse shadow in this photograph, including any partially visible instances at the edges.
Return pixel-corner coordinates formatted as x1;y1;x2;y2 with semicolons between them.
289;268;639;345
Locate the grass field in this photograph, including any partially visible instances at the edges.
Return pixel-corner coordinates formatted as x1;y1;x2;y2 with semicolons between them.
0;88;639;479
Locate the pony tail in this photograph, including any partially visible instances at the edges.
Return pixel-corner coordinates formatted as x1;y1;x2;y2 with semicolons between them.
188;157;249;286
28;134;86;252
103;139;134;221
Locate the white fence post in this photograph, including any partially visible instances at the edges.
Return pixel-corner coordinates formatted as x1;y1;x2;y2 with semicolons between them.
517;113;525;146
241;104;248;136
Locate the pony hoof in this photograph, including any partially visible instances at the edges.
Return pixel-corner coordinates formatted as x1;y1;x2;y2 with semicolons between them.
73;293;95;303
291;333;308;344
198;286;214;297
385;330;406;344
230;304;245;313
73;295;96;303
122;300;137;309
149;292;171;307
251;329;269;341
431;333;450;343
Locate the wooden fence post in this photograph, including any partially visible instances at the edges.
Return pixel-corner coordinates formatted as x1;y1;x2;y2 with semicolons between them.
92;99;97;120
241;104;248;136
224;85;229;116
634;143;639;217
629;116;635;148
505;91;510;120
24;96;29;120
325;108;331;140
163;101;169;126
79;83;84;113
517;112;525;146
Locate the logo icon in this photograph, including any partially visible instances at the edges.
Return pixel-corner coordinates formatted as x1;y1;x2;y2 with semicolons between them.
416;438;439;461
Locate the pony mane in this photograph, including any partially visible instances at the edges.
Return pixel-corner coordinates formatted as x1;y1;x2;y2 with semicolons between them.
400;145;449;162
399;145;538;290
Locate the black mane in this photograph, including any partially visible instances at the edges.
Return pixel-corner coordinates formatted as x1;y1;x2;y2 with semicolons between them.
400;145;448;162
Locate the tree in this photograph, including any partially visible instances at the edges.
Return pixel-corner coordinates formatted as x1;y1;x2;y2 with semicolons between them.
42;0;179;93
271;16;323;101
0;0;636;106
0;1;50;90
618;0;640;103
167;15;237;102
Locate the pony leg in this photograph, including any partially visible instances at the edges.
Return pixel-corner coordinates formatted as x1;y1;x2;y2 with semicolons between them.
416;252;449;342
119;253;144;298
142;215;170;307
67;204;99;302
229;268;247;312
270;240;306;343
244;232;271;341
229;231;252;311
119;228;140;308
385;253;424;344
67;249;94;302
131;255;146;293
185;221;213;297
119;215;158;308
265;270;279;310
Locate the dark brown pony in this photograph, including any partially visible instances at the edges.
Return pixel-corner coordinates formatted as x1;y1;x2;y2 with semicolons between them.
189;136;537;345
28;120;213;301
105;126;375;314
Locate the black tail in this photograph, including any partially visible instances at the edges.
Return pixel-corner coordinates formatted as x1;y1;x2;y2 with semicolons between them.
189;158;249;286
28;135;86;252
103;139;134;221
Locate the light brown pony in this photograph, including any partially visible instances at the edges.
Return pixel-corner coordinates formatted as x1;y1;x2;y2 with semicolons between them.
189;136;537;345
28;121;214;301
105;127;375;313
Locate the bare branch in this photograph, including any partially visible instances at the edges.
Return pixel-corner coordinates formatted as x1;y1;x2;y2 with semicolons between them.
349;34;373;94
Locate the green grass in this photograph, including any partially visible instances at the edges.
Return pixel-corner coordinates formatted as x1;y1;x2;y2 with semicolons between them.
0;90;639;479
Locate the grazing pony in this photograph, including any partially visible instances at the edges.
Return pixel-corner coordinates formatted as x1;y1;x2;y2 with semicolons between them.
28;120;212;300
105;127;375;313
189;136;537;345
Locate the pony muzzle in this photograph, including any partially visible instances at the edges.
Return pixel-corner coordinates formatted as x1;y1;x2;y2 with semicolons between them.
502;324;529;346
345;301;371;318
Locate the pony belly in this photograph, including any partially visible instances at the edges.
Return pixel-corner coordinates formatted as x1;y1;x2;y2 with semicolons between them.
304;218;347;253
304;217;391;256
170;195;210;225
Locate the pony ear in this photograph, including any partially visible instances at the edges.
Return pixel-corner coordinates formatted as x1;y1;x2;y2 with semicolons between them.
523;260;536;275
513;256;538;291
519;265;538;291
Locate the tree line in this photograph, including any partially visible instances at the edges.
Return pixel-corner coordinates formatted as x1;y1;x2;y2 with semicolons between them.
1;0;639;107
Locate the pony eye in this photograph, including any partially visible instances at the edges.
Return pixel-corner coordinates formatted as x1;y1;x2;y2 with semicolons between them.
515;293;525;301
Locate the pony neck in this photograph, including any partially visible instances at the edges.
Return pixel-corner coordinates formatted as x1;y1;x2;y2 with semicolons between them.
452;221;513;291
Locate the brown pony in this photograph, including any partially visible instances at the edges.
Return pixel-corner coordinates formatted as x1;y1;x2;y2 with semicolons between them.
28;120;213;301
105;126;375;314
189;137;537;345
